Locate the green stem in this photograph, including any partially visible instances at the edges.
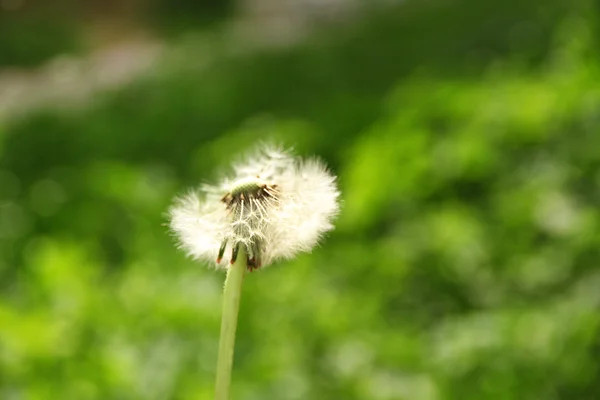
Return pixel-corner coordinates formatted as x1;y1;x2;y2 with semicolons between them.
214;248;246;400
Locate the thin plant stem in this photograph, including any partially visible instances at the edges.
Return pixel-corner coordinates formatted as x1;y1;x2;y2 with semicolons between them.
214;247;247;400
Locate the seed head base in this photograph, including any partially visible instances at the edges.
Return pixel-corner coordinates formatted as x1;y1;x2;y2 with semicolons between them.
218;179;280;271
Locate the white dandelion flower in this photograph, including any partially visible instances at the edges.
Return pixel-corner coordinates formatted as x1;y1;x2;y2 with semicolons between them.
169;144;340;270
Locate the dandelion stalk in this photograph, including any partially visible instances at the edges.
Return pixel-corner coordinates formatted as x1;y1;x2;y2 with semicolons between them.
214;246;246;400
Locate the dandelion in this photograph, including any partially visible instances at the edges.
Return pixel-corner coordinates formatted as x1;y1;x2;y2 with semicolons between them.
169;144;340;270
168;143;339;400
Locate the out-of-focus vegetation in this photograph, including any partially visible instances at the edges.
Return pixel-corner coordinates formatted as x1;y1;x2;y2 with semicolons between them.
1;0;600;399
0;10;80;67
145;0;234;35
0;0;235;67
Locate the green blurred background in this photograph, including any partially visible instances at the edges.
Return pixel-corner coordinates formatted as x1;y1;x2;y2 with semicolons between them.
1;0;600;398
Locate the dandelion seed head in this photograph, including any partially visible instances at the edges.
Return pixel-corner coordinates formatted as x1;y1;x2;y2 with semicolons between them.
169;144;340;270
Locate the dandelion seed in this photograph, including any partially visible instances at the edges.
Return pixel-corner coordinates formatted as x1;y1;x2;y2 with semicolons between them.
169;144;340;271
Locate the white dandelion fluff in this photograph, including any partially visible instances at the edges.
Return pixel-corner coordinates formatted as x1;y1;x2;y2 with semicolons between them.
169;144;340;270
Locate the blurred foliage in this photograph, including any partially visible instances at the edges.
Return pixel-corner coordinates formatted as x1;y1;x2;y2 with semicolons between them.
145;0;234;36
0;0;234;67
1;0;600;399
0;11;81;67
